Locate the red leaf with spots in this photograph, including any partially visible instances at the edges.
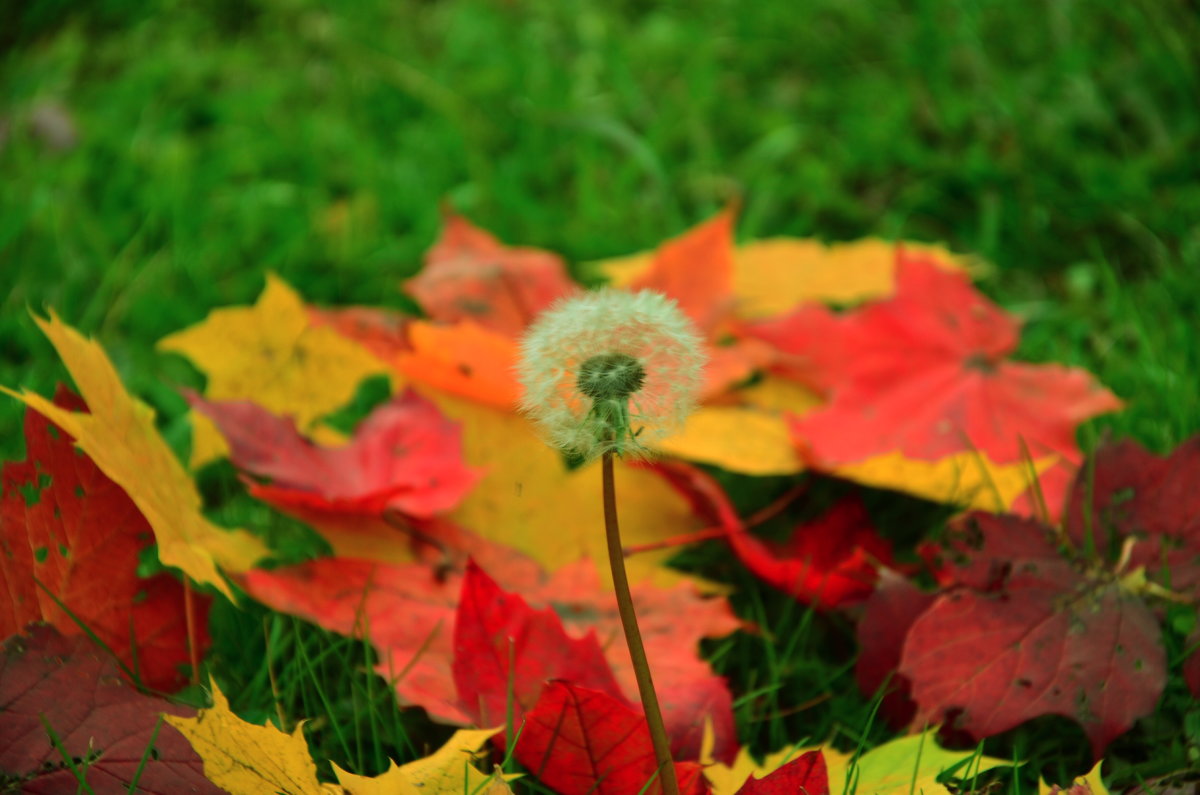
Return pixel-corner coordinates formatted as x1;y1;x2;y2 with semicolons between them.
733;751;828;795
452;559;628;731
190;388;479;519
0;624;221;795
747;251;1120;512
406;211;577;336
899;512;1165;758
1;390;204;692
1063;437;1200;597
515;682;709;795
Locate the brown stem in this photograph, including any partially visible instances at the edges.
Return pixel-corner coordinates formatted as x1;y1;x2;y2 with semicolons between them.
602;452;680;795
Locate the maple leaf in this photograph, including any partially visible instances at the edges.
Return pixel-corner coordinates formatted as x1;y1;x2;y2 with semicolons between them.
332;728;514;795
405;211;577;336
3;312;268;601
853;569;936;727
1;390;206;691
0;625;221;795
647;460;893;609
747;250;1120;512
1062;437;1200;597
899;512;1166;757
731;751;827;795
515;681;709;795
452;559;628;731
394;320;521;410
158;273;390;467
726;495;893;608
241;556;469;722
703;728;1007;795
308;305;411;362
163;677;330;795
190;388;479;520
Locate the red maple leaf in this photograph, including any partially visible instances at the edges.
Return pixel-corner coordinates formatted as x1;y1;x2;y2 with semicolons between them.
241;527;738;760
0;624;221;795
746;250;1120;510
732;751;828;795
899;512;1165;758
405;211;577;336
308;305;411;361
644;459;892;609
515;681;709;795
191;388;479;518
452;559;628;732
853;568;936;727
1;390;205;692
1063;437;1200;597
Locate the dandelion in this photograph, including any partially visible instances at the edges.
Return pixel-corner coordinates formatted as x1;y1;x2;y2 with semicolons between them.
518;288;705;795
518;288;705;461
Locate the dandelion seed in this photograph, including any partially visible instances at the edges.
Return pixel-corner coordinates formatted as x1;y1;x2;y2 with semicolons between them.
517;289;705;461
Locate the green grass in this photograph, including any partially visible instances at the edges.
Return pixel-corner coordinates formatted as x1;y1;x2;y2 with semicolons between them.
4;0;1200;791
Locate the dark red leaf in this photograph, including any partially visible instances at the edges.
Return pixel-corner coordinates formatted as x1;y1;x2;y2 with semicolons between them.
191;388;479;519
1064;437;1200;597
900;513;1165;758
733;750;828;795
516;681;709;795
1;390;204;691
854;569;936;727
0;624;221;795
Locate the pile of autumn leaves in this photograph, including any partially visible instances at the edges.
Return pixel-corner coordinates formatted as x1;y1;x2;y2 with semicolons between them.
3;208;1196;794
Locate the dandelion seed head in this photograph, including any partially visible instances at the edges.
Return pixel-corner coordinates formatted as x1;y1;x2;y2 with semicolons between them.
518;289;706;460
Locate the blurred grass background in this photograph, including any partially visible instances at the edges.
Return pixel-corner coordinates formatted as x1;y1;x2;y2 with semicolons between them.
3;0;1199;457
4;1;1200;787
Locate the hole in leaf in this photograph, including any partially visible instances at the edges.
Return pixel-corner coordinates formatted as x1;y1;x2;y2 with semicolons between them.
33;547;48;563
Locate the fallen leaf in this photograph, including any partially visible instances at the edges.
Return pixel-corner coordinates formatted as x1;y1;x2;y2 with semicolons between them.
656;405;804;476
765;254;1119;500
704;728;1007;795
530;559;741;763
309;305;411;362
1063;437;1200;597
732;751;827;795
158;274;389;467
394;321;520;410
405;211;576;336
0;625;221;795
515;682;709;795
2;312;268;600
853;569;936;727
900;513;1166;757
1;390;206;691
332;728;513;795
1040;762;1109;795
191;389;479;520
726;495;893;608
732;238;969;319
163;678;331;795
431;389;710;588
241;557;469;723
453;559;628;731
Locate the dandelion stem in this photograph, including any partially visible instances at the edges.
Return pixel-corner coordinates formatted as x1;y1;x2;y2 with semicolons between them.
602;451;680;795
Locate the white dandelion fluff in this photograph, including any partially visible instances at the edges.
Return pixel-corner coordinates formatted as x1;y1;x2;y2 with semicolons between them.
518;289;706;461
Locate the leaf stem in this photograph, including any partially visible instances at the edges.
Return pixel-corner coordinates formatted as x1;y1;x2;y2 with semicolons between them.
602;452;681;795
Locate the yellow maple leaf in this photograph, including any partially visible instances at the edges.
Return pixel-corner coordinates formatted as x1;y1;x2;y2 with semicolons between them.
333;728;514;795
591;236;970;319
1039;762;1109;795
427;389;708;588
158;273;389;467
704;729;1008;795
164;680;333;795
2;312;267;600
